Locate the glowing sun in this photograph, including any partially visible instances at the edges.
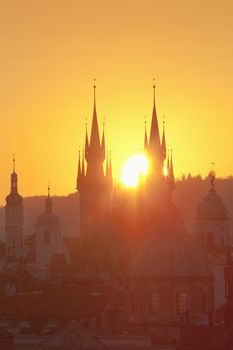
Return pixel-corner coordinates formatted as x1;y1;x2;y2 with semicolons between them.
121;153;149;188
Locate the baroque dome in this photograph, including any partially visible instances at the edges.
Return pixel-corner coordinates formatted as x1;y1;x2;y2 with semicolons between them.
129;230;210;278
197;187;228;219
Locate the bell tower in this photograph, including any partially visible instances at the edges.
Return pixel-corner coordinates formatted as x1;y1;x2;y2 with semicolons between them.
5;156;24;262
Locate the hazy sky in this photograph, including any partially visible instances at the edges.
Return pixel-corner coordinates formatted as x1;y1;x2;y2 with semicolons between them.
0;0;233;204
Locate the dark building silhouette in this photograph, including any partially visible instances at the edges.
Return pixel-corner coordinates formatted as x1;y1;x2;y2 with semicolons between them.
5;156;24;263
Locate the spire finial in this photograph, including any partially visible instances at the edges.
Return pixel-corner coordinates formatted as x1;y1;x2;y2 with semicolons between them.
85;117;88;131
153;78;156;103
13;153;15;172
45;183;52;213
93;78;96;106
144;115;149;151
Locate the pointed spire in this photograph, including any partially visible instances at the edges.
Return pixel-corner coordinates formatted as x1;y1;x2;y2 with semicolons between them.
101;119;106;160
88;79;101;158
85;80;105;180
82;150;85;177
161;117;166;160
85;119;89;161
144;117;149;151
149;79;161;149
76;150;82;190
10;154;18;193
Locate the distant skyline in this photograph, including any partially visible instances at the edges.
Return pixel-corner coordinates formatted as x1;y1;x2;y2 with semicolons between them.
0;0;233;204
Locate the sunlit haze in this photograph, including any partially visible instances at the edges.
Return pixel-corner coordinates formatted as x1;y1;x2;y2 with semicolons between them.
121;153;148;187
0;1;233;203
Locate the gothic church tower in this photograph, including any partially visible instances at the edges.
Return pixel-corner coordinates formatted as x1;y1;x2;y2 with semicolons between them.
77;83;112;235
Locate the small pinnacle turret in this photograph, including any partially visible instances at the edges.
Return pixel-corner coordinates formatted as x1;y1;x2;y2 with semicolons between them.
144;118;149;152
161;119;166;160
81;150;85;177
101;121;106;161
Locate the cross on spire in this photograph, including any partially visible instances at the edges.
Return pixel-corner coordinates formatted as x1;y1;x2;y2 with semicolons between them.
13;154;15;173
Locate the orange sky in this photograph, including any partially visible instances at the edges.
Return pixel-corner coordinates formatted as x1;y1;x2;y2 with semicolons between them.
0;0;233;204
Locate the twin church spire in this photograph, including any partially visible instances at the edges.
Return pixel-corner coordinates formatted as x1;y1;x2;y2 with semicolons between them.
77;81;174;192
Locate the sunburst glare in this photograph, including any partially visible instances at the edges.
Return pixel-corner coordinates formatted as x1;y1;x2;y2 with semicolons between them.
121;153;149;188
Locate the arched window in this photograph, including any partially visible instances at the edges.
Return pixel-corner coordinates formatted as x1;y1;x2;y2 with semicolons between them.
44;231;50;244
176;291;187;314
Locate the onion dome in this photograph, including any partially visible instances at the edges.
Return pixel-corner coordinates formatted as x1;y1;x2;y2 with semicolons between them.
36;187;60;227
6;156;23;206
